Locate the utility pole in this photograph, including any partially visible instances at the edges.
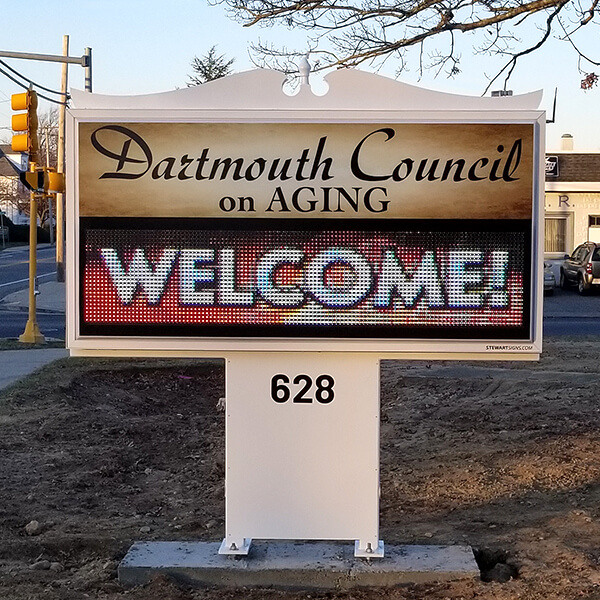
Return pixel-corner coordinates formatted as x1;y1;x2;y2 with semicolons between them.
44;126;54;245
0;210;5;250
56;35;70;281
10;89;44;343
83;47;92;93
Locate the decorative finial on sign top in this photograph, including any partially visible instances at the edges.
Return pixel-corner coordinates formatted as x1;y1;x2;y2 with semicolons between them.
299;54;311;86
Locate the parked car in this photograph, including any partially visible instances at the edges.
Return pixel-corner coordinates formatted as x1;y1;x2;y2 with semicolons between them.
544;262;556;295
560;242;600;294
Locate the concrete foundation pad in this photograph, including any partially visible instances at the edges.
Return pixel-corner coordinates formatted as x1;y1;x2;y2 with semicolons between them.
118;541;479;590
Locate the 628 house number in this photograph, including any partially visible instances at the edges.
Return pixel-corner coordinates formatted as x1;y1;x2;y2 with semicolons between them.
271;374;335;404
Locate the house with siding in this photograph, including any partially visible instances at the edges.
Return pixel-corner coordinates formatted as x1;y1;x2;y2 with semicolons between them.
0;144;28;225
545;134;600;262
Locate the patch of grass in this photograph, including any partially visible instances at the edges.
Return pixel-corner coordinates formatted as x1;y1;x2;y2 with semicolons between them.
0;339;65;351
0;355;223;402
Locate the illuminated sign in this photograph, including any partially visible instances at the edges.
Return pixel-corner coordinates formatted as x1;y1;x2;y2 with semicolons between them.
67;81;544;357
76;122;535;342
67;73;545;569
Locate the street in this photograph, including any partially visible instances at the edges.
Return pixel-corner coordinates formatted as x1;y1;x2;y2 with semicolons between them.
0;244;57;296
544;317;600;335
0;309;65;339
0;244;65;339
543;286;600;335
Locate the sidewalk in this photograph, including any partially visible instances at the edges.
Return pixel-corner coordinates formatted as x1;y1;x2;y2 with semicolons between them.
0;348;69;390
0;281;68;392
1;280;66;313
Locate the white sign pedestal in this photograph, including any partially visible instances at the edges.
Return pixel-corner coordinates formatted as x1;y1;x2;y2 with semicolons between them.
220;352;384;558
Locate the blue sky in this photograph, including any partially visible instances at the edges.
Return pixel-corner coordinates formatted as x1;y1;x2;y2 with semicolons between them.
0;0;598;151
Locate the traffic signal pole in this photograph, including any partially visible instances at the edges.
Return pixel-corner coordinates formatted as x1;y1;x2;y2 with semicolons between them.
7;87;66;344
0;48;91;91
19;163;45;344
0;40;92;283
10;90;43;343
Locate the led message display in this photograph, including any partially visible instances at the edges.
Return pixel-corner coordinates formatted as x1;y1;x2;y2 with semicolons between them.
81;218;530;339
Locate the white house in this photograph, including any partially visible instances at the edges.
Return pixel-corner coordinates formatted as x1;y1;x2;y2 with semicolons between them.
545;134;600;260
0;143;29;225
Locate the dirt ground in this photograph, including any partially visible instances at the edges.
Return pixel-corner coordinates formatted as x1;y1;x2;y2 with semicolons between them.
2;337;600;599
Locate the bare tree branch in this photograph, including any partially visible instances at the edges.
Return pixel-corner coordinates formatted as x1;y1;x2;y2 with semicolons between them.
482;1;568;94
214;0;600;88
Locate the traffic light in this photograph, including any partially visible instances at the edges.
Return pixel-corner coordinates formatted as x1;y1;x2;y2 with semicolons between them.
11;90;39;162
19;169;44;192
19;167;65;194
45;168;65;194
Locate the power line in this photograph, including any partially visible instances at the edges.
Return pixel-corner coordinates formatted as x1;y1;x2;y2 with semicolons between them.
0;60;66;97
0;65;69;106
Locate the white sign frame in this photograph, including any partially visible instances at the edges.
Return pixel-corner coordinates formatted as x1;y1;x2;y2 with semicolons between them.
66;69;545;360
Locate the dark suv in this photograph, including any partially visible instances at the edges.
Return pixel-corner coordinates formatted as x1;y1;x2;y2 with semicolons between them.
560;242;600;294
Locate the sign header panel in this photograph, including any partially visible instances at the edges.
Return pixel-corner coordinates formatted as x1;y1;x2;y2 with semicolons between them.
78;122;534;220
